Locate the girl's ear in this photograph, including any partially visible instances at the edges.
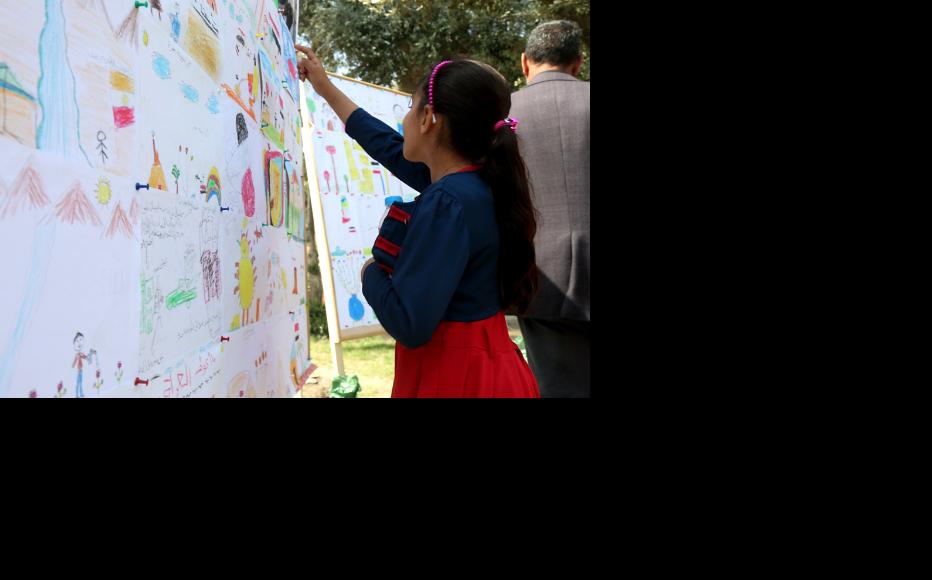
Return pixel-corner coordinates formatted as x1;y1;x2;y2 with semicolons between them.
419;104;433;134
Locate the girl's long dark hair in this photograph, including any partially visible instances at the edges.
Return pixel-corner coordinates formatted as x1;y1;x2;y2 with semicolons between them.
415;60;539;314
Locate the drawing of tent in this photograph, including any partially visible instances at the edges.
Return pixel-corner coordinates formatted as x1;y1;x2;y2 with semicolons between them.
148;136;168;191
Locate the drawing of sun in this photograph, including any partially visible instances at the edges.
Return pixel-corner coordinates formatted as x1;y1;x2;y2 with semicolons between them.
95;177;112;205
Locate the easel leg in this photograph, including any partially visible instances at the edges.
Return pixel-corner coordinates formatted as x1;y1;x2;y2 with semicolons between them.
332;340;345;377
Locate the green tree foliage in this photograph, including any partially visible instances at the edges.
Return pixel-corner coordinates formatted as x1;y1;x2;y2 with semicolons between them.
298;0;589;92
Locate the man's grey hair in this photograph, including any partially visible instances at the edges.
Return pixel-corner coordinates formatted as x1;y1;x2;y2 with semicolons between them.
525;20;583;66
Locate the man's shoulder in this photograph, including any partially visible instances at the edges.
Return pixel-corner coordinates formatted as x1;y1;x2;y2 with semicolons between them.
512;79;589;114
513;76;589;97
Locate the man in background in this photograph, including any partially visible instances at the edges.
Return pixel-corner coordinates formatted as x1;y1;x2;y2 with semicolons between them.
510;20;590;397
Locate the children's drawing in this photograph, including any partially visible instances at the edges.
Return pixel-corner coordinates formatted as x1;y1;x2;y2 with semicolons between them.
37;0;90;165
137;191;220;377
71;332;99;399
182;1;221;82
0;63;38;147
150;338;223;398
300;78;420;333
236;113;248;144
96;131;110;164
331;249;372;326
279;13;299;104
105;201;134;238
55;181;102;226
257;48;285;150
0;142;140;398
203;166;221;204
201;248;221;304
0;0;308;396
232;220;258;328
147;135;169;190
264;148;284;227
220;0;260;122
284;157;304;238
95;176;112;205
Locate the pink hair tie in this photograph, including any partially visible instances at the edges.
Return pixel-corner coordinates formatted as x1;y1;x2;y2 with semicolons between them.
494;117;519;133
428;60;453;109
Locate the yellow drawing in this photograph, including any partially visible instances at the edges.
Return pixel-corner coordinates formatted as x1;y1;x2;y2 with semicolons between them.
109;70;134;93
343;139;360;181
183;8;220;82
234;219;257;326
95;176;112;205
359;154;375;194
227;371;256;398
148;135;168;191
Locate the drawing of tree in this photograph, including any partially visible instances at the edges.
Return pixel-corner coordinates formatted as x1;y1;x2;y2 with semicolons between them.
234;232;257;326
171;164;180;194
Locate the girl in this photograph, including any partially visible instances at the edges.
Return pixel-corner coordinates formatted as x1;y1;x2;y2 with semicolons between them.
297;46;539;398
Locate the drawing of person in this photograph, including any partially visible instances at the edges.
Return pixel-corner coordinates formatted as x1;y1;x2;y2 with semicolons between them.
290;334;306;388
72;332;95;399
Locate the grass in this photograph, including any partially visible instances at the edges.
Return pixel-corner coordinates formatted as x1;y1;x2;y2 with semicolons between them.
302;334;396;398
300;317;526;398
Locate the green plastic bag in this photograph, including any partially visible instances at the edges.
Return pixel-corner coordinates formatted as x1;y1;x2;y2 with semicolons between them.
329;375;361;398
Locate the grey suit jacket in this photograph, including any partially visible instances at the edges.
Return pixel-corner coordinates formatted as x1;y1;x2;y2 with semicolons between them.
510;71;589;321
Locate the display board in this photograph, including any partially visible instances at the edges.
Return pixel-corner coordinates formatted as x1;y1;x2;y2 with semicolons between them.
0;0;312;397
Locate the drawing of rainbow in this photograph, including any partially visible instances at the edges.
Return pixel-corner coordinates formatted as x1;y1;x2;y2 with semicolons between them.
205;167;222;205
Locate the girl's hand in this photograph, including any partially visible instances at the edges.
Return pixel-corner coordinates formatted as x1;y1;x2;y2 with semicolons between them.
296;44;360;126
296;44;331;95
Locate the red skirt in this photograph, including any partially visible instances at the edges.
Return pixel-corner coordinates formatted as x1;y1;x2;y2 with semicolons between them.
392;312;540;398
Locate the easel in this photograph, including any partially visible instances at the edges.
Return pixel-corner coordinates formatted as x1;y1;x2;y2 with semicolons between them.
299;77;414;375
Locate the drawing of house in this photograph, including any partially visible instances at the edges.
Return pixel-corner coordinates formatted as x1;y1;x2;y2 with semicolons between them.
0;63;38;147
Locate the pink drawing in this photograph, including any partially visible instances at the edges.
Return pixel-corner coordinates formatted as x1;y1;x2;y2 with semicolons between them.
105;202;133;238
323;170;331;193
112;106;135;129
241;168;256;217
1;161;50;219
54;182;101;226
129;196;140;224
325;145;339;194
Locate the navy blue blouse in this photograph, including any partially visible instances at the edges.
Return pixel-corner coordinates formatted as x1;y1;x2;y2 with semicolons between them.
345;108;502;348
